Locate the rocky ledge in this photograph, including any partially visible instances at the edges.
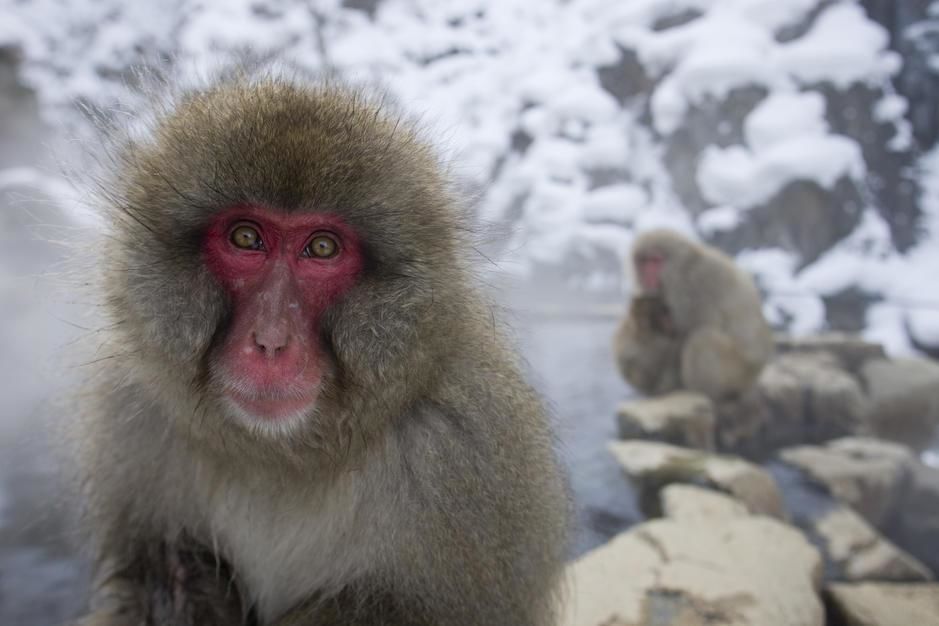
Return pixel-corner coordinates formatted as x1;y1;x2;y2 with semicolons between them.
567;334;939;626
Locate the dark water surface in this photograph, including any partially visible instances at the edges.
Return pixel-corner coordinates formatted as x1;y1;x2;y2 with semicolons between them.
514;315;641;556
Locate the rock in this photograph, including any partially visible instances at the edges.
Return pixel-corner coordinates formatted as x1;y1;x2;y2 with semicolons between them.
814;506;932;583
662;85;768;215
660;484;750;521
826;583;939;626
887;463;939;576
861;357;939;452
609;440;785;519
713;386;771;459
774;334;886;373
757;352;867;449
616;391;716;451
715;352;868;459
706;178;863;267
563;516;824;626
779;437;916;527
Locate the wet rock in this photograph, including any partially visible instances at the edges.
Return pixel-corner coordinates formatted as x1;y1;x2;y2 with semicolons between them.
774;334;886;373
779;438;916;527
887;463;939;577
757;352;867;448
563;516;823;626
861;357;939;452
616;391;716;451
814;506;932;583
715;352;868;459
713;386;771;459
660;484;750;521
826;582;939;626
609;440;785;519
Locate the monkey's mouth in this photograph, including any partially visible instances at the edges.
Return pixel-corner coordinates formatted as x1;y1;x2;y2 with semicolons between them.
223;386;319;422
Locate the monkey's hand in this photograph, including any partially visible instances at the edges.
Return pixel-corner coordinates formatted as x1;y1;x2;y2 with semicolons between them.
76;543;247;626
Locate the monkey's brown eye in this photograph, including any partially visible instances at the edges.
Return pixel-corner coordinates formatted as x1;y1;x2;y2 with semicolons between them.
230;225;263;250
303;233;339;259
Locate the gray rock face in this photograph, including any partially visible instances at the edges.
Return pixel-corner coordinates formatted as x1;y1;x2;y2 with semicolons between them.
616;391;716;451
563;516;824;626
826;582;939;626
887;463;939;577
861;357;939;451
707;177;864;268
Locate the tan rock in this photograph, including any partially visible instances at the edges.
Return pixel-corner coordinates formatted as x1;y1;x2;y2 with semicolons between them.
564;517;824;626
826;583;939;626
660;484;750;521
609;440;785;519
758;352;867;447
617;391;716;451
815;507;932;582
779;437;915;526
861;357;939;452
775;334;886;372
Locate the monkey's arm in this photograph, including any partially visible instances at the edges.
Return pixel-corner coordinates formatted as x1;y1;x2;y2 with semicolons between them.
77;531;245;626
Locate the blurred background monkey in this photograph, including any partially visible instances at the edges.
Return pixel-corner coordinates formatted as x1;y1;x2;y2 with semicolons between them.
71;73;570;626
614;229;774;400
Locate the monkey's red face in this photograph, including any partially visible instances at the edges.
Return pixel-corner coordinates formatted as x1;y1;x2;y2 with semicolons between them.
202;206;364;425
635;252;665;293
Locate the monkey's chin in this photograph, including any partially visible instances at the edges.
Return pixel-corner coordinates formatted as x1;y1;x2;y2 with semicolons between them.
223;390;318;434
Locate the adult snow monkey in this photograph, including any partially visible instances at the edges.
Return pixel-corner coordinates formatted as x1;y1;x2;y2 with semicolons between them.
614;229;774;400
71;72;570;626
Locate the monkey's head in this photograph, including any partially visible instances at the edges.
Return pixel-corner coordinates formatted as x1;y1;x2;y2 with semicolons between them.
99;76;471;448
630;228;696;296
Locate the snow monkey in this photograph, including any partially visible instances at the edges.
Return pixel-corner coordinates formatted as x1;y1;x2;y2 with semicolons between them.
71;74;570;626
614;229;774;400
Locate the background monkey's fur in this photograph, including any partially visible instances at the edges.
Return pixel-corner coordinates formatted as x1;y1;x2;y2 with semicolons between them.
70;71;570;625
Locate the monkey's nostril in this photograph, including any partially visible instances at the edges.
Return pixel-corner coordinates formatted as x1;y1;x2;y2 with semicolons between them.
252;331;290;357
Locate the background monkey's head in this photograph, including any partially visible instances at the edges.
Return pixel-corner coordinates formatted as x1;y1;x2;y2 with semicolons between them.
630;228;696;296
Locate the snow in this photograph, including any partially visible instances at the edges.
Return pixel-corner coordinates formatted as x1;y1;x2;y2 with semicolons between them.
0;0;934;353
697;90;865;209
697;206;742;236
779;3;901;89
738;248;826;335
744;92;827;152
697;134;864;209
583;185;648;225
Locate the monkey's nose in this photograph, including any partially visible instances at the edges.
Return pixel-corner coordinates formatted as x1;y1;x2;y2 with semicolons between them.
252;330;290;357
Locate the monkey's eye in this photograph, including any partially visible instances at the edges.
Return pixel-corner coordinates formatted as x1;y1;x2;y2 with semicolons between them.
303;233;339;259
230;224;264;251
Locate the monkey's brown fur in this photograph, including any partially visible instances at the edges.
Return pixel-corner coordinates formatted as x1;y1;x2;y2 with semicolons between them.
71;74;570;625
614;229;774;400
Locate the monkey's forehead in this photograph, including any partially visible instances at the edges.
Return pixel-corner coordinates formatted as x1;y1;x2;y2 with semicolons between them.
109;79;465;269
633;229;694;255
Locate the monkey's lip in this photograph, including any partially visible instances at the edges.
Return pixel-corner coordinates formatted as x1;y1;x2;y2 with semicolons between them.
225;388;318;421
